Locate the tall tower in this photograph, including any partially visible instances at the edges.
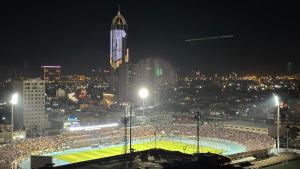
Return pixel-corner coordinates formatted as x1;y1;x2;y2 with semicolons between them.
110;7;131;102
110;7;129;69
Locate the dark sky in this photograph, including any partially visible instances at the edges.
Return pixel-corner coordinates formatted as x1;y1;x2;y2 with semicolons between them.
0;0;299;75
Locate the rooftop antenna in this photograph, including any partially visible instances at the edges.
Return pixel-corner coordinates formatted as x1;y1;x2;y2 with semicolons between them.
118;5;121;15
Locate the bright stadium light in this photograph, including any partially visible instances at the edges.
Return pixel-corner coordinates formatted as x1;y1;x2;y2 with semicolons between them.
138;88;149;99
274;95;279;106
273;94;280;155
68;123;118;131
10;93;18;143
10;93;18;105
138;88;149;116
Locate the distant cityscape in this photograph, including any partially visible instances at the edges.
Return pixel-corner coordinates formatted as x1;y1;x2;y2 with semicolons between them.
1;64;300;137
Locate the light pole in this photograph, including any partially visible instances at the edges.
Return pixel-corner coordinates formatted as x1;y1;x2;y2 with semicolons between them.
129;103;133;153
138;88;148;117
10;93;18;143
274;94;280;155
286;125;290;152
195;112;200;155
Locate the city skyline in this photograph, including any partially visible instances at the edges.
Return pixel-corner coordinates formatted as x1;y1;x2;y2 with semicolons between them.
0;0;299;75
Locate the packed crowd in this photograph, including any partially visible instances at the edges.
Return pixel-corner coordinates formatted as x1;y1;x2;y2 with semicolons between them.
0;123;275;169
154;124;275;151
0;135;66;169
39;124;275;152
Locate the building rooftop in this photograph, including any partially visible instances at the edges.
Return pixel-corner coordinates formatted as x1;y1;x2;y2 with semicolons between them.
111;7;127;29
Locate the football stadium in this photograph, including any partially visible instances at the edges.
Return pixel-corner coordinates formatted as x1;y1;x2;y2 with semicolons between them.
10;123;275;169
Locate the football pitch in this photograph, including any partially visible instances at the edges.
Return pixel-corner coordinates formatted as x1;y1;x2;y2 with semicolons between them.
54;140;222;163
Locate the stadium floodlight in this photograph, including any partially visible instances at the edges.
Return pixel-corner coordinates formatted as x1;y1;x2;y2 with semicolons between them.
138;88;149;99
273;94;280;155
138;88;149;116
274;95;279;106
68;123;118;131
10;93;18;143
10;93;18;105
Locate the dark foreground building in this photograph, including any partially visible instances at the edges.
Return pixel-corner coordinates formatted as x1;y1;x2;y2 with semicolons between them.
42;149;243;169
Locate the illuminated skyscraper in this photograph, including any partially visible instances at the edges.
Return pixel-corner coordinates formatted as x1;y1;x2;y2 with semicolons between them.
110;7;129;69
109;7;132;102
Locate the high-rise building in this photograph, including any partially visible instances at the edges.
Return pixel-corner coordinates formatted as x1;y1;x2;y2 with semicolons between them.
110;7;129;70
13;78;48;131
133;58;176;106
41;65;61;81
109;7;132;102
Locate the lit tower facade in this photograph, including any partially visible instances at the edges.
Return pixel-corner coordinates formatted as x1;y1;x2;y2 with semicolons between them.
110;7;129;69
110;7;132;102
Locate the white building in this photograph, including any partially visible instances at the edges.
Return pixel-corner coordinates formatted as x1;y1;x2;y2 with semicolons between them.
56;88;66;98
13;78;48;131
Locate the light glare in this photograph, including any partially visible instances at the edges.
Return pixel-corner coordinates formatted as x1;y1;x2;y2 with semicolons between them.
138;88;149;99
274;95;279;106
10;93;18;105
68;123;118;131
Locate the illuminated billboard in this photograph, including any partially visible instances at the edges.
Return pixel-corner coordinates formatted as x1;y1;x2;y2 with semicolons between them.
64;116;80;129
103;93;115;108
110;29;127;69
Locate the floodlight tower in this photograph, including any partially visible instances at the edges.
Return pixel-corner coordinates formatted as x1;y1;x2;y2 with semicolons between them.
195;112;201;156
10;93;18;142
138;88;149;116
274;94;280;155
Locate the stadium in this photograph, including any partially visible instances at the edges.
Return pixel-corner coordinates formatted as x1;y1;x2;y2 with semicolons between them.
0;121;276;169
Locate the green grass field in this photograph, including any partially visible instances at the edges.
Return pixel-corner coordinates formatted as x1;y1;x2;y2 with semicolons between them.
54;140;222;163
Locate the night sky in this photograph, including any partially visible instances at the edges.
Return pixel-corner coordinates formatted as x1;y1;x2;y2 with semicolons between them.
0;0;299;75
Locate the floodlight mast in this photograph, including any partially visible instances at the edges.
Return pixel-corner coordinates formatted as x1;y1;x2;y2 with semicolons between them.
10;93;18;142
129;103;133;153
274;94;280;155
195;112;201;158
138;88;149;116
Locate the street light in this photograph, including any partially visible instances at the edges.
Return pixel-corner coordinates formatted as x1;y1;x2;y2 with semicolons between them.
10;93;18;142
274;94;280;155
138;88;148;116
274;95;279;107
